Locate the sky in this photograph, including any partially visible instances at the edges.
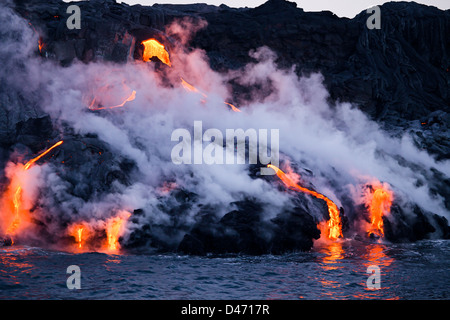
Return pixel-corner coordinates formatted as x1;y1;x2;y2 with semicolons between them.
114;0;450;18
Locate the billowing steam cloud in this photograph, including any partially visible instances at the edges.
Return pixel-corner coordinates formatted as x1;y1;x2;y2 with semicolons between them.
0;3;448;253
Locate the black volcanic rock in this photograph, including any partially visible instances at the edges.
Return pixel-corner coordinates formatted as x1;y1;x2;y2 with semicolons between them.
178;199;270;255
269;206;320;254
14;116;56;151
178;198;323;255
383;204;450;242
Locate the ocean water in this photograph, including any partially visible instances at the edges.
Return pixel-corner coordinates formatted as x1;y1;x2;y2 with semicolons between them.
0;239;449;300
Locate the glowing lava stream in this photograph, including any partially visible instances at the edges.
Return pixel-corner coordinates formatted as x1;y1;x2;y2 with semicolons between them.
5;187;22;243
105;212;131;252
67;212;131;253
5;141;64;243
267;164;343;240
224;102;242;113
23;140;63;170
366;185;393;238
140;38;240;112
68;223;88;250
38;37;44;53
180;77;207;97
77;227;84;249
141;39;171;66
180;77;242;112
89;90;137;111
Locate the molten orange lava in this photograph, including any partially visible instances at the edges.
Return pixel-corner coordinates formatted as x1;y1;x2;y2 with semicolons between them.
89;90;136;110
24;140;64;170
3;141;64;243
38;37;44;53
67;223;92;251
267;164;343;240
68;224;86;249
180;77;207;97
141;39;171;66
365;183;393;238
224;102;242;112
77;227;84;248
5;187;22;242
105;212;131;252
180;78;242;112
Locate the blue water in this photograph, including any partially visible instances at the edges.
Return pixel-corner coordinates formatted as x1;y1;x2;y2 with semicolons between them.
1;239;449;299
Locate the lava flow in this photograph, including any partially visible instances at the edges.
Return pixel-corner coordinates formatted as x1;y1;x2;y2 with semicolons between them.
140;38;241;113
364;183;393;238
68;224;85;249
38;37;44;53
141;38;171;66
267;164;343;240
180;77;242;112
23;140;63;170
4;187;22;244
89;90;136;111
180;77;207;97
3;140;64;244
224;102;242;113
104;212;131;252
77;227;84;248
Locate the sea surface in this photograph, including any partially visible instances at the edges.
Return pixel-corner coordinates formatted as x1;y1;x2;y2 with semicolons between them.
1;239;449;300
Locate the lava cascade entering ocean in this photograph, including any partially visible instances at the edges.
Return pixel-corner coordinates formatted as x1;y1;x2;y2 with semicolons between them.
2;141;64;244
267;164;343;241
364;182;393;238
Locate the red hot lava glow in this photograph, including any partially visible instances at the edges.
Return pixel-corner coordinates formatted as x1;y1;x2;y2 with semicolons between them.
267;164;343;240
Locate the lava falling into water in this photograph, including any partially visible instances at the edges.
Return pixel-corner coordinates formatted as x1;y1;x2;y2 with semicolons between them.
77;227;84;249
267;164;343;240
365;183;393;238
104;212;131;252
67;223;86;250
3;141;64;243
4;187;22;244
141;38;171;66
